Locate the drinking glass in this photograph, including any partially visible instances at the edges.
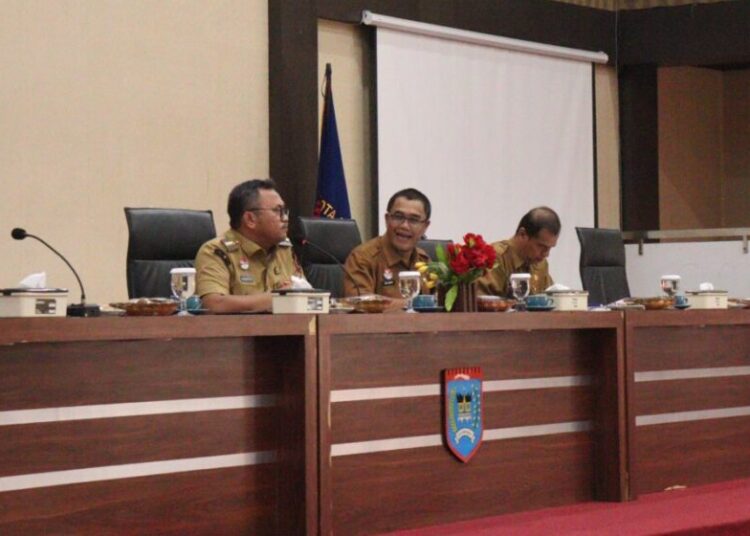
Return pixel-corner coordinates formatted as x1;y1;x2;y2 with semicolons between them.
170;267;196;315
660;275;681;297
398;271;422;313
509;273;531;311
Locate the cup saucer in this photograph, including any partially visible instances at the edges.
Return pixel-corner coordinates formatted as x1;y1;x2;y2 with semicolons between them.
526;304;555;312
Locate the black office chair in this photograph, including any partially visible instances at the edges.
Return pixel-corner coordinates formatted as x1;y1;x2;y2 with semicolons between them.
576;227;631;306
125;208;217;298
417;238;453;261
294;217;362;297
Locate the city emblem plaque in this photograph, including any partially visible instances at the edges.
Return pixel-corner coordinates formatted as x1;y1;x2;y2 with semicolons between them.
443;367;483;462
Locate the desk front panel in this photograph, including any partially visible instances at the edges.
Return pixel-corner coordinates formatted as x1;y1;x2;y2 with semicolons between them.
625;310;750;496
0;316;316;535
318;313;624;535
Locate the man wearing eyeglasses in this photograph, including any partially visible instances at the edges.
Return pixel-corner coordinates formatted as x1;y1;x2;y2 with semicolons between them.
343;188;432;300
195;178;304;312
476;206;560;298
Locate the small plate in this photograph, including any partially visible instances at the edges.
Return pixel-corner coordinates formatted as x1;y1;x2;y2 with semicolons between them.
526;304;555;312
674;303;691;310
414;306;444;313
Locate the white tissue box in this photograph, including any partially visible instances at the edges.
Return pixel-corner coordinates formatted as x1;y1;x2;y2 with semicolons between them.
549;291;589;311
686;291;727;310
0;288;68;317
272;290;330;314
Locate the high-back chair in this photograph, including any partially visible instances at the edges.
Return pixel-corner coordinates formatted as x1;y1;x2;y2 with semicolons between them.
576;227;631;306
417;238;453;261
295;217;362;297
125;207;216;298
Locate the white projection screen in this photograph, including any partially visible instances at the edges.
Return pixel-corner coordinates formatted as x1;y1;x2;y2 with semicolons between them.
374;21;603;289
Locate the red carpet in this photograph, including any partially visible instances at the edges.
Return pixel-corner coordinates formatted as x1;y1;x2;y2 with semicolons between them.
383;479;750;535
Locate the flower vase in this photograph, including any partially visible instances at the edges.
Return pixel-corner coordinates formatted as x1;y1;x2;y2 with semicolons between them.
439;281;478;312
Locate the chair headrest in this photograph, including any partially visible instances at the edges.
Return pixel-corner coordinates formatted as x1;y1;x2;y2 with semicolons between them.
125;208;216;260
576;227;626;267
296;217;362;263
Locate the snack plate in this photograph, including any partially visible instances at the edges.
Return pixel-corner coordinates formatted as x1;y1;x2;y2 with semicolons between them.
109;299;178;316
414;306;444;313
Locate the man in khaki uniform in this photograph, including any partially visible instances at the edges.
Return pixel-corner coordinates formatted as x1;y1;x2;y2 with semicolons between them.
344;188;431;301
477;206;560;298
195;179;304;312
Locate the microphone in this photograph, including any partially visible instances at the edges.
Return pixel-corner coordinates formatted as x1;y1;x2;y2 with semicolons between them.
11;228;101;317
298;238;361;296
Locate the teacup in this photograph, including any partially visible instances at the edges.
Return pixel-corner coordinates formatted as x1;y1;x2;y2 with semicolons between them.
674;295;689;308
526;294;553;308
412;294;437;309
186;295;202;311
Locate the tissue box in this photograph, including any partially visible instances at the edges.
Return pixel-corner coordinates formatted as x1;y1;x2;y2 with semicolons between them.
548;290;589;311
686;291;728;310
272;289;330;314
0;288;68;317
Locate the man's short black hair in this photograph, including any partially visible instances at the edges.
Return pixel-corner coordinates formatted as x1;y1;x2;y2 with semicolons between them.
516;206;561;238
386;188;432;220
227;178;277;229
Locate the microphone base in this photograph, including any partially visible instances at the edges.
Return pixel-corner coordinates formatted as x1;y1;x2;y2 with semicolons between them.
67;303;101;317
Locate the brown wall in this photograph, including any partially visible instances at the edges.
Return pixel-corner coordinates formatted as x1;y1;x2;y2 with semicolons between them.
658;66;750;229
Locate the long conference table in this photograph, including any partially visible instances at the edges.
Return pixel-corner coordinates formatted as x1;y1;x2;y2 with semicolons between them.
1;309;749;534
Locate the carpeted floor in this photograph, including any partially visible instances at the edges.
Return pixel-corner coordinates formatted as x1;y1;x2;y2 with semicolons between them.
383;478;750;535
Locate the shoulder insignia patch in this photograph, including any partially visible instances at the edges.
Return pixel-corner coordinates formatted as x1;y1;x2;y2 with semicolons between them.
221;239;239;252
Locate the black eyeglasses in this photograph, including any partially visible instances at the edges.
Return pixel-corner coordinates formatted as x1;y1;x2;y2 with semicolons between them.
248;206;290;219
387;212;427;227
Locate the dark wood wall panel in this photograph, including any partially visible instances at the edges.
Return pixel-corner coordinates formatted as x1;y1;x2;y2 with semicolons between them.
331;434;593;535
0;408;276;477
618;64;659;231
332;387;593;444
633;417;750;496
629;325;750;371
0;465;277;535
618;2;750;67
635;376;750;416
0;338;282;409
330;330;600;389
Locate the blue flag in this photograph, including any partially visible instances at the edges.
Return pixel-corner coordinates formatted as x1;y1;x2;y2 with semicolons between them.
314;64;351;219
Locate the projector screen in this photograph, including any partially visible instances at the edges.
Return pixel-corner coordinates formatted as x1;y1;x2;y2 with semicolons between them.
375;24;597;289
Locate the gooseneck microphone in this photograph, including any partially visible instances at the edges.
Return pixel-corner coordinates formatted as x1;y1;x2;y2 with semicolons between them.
11;228;101;317
298;238;362;296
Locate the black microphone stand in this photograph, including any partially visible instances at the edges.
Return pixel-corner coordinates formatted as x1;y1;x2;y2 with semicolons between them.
298;238;362;296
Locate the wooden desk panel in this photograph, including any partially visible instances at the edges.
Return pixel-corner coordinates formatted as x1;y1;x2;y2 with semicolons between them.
0;316;317;535
625;310;750;497
318;312;625;535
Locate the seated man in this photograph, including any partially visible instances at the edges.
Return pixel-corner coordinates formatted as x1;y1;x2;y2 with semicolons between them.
344;188;431;300
195;178;304;312
477;206;560;298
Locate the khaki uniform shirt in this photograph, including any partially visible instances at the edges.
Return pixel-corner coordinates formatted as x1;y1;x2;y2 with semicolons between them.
343;235;430;299
476;239;553;298
195;229;303;297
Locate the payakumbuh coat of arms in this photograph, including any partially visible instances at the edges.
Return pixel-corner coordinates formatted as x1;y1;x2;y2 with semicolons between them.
443;367;483;462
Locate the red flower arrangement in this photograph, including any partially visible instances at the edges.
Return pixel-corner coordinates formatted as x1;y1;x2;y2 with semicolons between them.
416;233;496;311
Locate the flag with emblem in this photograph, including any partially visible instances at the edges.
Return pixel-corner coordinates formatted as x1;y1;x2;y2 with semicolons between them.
314;63;351;219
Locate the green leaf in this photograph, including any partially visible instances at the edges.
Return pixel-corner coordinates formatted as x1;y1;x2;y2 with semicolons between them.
435;244;447;264
445;284;458;312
